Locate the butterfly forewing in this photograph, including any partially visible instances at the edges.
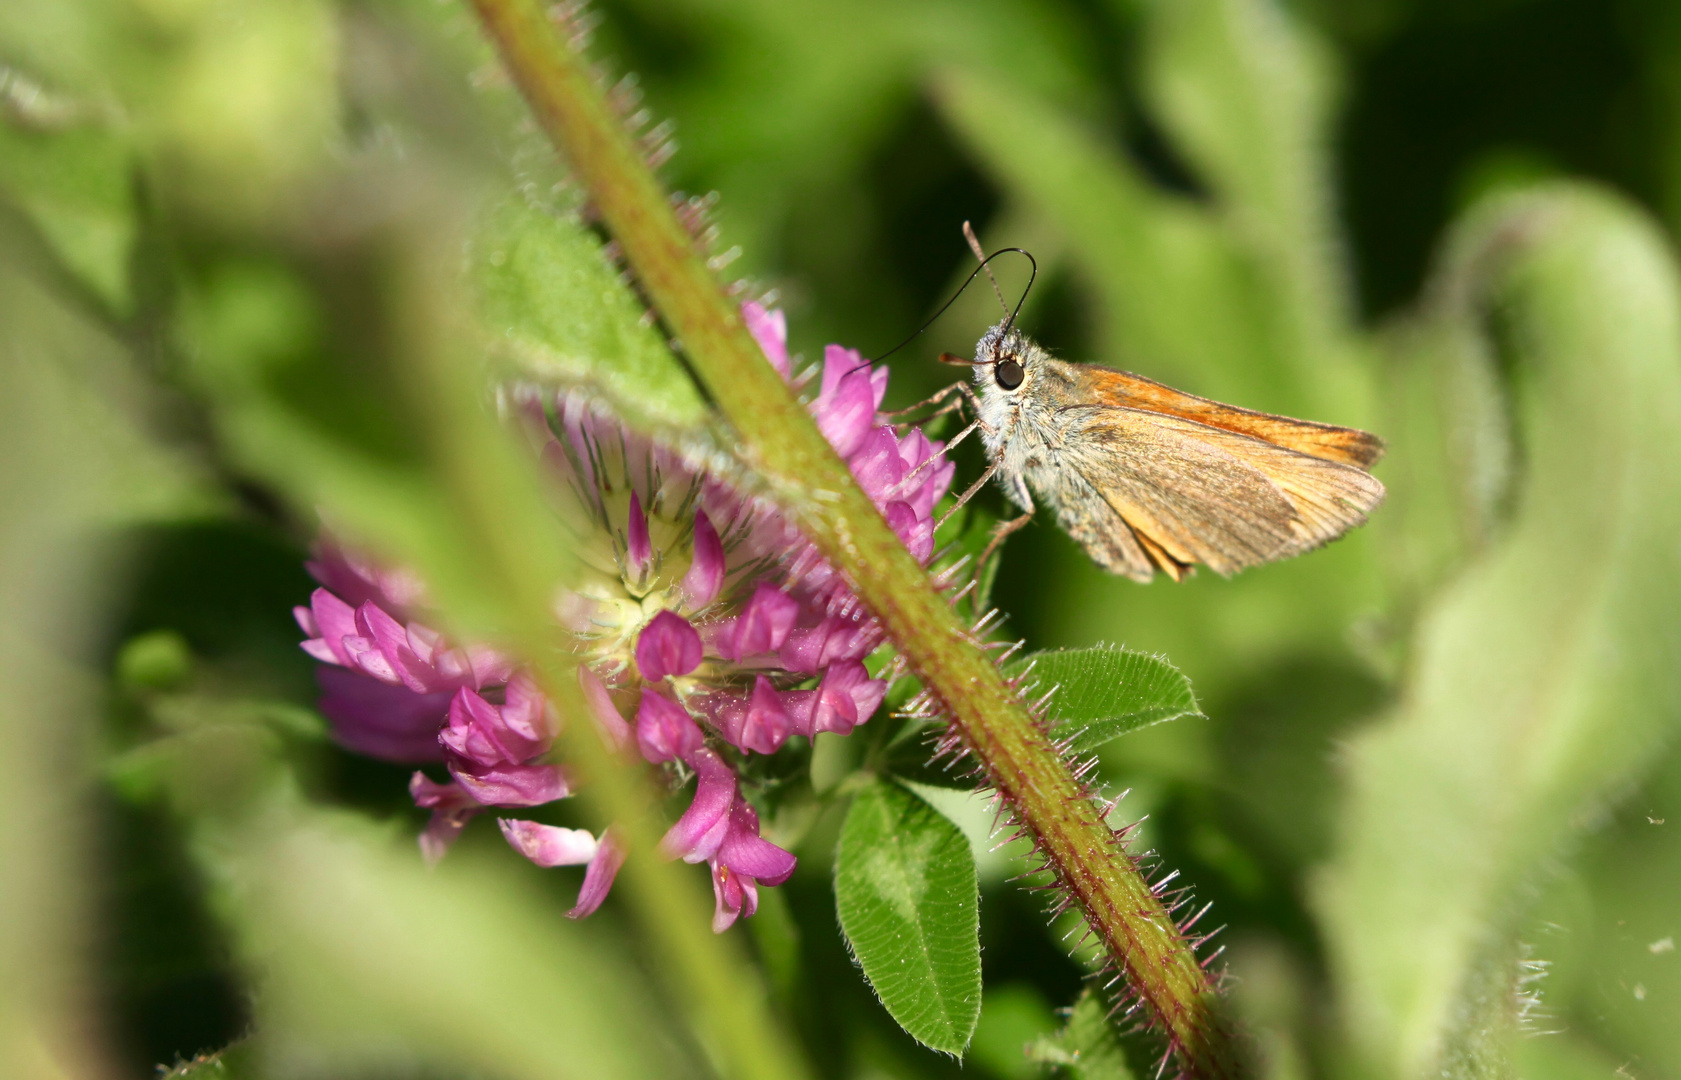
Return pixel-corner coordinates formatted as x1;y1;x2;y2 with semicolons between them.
1060;405;1385;580
1071;366;1386;469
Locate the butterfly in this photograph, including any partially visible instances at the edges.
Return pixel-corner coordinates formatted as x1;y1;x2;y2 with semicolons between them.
943;324;1384;583
927;227;1384;583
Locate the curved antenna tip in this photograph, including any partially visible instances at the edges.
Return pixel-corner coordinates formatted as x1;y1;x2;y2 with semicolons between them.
870;245;1038;364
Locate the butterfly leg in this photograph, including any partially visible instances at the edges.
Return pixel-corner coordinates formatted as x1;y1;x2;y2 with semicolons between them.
880;381;973;423
897;417;983;497
976;509;1033;580
934;459;1001;534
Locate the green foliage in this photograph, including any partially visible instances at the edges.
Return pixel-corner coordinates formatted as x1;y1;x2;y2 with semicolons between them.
835;778;981;1055
157;1042;258;1080
473;195;708;432
1141;0;1349;376
0;112;135;312
230;808;691;1080
968;982;1058;1080
0;227;217;1080
938;69;1255;403
1011;645;1203;753
8;0;1681;1077
1027;989;1136;1080
1316;186;1681;1078
937;0;1366;426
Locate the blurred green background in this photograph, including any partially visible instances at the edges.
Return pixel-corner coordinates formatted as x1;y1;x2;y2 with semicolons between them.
3;0;1681;1078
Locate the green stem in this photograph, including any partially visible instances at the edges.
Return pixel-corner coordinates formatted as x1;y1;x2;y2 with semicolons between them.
464;1;1241;1075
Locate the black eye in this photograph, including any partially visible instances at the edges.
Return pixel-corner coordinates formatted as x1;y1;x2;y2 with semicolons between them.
994;357;1024;390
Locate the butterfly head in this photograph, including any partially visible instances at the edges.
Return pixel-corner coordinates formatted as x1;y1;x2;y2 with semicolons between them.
972;321;1040;395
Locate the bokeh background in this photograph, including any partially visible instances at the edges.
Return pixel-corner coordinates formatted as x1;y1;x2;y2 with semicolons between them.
4;0;1681;1078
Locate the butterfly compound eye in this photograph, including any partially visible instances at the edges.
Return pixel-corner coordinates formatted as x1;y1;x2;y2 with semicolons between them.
994;357;1025;390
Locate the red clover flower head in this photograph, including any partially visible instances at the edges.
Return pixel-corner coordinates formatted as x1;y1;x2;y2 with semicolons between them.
293;303;954;930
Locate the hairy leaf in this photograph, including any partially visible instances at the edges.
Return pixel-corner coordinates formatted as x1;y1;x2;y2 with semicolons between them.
1028;989;1136;1080
1009;645;1202;753
156;1041;257;1080
1316;186;1681;1079
836;778;981;1055
473;195;707;433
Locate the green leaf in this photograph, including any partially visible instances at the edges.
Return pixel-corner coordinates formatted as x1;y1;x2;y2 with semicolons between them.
835;778;981;1055
1009;645;1202;753
473;195;708;433
0;116;136;313
175;222;584;643
224;806;690;1080
157;1041;258;1080
1316;186;1681;1079
1142;0;1351;366
1028;989;1136;1080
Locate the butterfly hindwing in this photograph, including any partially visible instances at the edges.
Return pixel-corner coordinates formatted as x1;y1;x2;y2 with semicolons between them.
1058;405;1385;579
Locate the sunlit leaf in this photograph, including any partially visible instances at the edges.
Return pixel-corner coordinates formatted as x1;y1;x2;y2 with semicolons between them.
835;778;981;1055
1009;645;1201;753
473;195;708;433
1316;186;1681;1079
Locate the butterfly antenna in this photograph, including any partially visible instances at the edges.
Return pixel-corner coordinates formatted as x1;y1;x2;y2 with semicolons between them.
1002;249;1037;338
963;220;1009;314
869;246;1037;364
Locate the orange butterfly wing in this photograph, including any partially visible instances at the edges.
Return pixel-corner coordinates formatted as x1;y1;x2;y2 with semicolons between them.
1071;366;1386;468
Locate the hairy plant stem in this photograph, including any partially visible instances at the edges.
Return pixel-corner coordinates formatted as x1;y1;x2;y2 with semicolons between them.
465;0;1240;1075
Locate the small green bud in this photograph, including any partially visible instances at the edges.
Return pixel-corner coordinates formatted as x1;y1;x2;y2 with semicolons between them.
117;629;194;691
